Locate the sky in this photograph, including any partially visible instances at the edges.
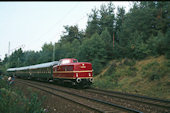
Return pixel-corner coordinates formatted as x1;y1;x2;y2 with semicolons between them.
0;1;132;60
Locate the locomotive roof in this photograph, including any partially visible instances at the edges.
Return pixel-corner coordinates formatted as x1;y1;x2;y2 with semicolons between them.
7;61;59;71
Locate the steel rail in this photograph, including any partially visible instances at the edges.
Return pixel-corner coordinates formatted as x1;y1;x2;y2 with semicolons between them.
17;81;104;113
86;88;170;110
18;80;142;113
91;88;170;103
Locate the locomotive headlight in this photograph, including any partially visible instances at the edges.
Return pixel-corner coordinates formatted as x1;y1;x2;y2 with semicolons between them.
89;73;91;76
76;73;78;77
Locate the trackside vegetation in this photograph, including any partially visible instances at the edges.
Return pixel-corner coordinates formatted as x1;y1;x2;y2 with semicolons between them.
93;56;170;99
0;78;45;113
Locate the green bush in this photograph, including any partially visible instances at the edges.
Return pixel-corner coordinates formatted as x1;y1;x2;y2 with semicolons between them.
164;60;170;67
93;76;114;89
0;80;45;113
142;61;160;79
149;72;160;81
142;61;169;81
25;92;45;113
129;66;137;77
123;58;136;66
164;29;170;59
165;51;170;59
0;79;8;89
103;63;116;76
142;61;159;72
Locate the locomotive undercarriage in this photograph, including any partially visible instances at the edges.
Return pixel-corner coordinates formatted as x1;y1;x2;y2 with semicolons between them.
54;78;93;88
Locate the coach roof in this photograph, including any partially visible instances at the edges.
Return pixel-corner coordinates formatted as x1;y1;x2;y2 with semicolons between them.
7;61;59;71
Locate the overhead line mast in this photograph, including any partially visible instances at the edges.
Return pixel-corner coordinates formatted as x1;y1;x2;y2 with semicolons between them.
8;41;10;57
53;43;55;61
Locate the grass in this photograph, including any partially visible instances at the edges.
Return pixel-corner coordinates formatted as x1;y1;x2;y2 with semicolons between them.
93;56;170;100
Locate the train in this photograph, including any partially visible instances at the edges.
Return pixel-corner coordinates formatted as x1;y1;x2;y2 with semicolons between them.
7;58;93;87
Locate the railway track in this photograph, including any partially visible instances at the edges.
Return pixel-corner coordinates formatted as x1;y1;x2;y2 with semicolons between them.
16;79;142;113
85;88;170;113
16;79;170;113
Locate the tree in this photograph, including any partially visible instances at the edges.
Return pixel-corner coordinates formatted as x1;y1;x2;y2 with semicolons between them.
2;54;8;65
164;28;170;59
69;39;81;58
100;28;113;60
128;31;151;59
99;2;115;37
60;25;84;43
9;48;24;67
39;42;53;63
78;33;107;75
85;8;100;38
22;51;39;66
115;6;125;43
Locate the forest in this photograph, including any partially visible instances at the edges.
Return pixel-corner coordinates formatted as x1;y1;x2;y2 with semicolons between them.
0;1;170;75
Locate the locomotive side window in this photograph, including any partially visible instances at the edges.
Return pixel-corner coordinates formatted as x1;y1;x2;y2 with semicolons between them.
73;60;78;63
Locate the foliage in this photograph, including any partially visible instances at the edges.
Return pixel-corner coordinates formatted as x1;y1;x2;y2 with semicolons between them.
93;56;170;99
0;79;45;113
78;33;107;75
99;2;115;36
85;8;100;38
91;58;103;75
103;62;116;76
60;25;84;43
100;28;114;59
123;58;136;66
115;6;125;43
164;29;170;59
93;76;114;89
142;61;169;81
8;48;24;68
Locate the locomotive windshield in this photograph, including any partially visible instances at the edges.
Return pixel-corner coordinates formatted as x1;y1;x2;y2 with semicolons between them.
61;59;70;64
59;59;78;65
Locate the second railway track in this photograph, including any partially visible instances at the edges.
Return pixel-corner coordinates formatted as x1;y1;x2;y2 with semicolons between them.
85;88;170;113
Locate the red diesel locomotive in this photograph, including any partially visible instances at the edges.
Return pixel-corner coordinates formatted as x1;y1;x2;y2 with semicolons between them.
53;58;93;86
7;58;93;87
